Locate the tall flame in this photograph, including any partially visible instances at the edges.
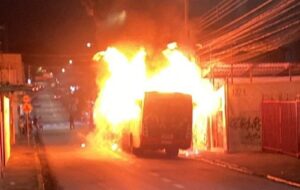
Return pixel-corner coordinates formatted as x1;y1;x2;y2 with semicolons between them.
89;43;222;154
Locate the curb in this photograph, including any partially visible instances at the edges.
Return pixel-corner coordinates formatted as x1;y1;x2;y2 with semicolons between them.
34;151;45;190
33;132;45;190
197;157;300;189
34;131;62;190
266;175;300;188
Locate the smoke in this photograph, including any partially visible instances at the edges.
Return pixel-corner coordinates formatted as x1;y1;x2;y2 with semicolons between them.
82;0;187;51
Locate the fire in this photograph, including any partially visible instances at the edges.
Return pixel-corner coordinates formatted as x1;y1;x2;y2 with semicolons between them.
93;47;146;125
88;43;222;154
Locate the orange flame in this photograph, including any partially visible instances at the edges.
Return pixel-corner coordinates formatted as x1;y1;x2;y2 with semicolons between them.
89;43;223;154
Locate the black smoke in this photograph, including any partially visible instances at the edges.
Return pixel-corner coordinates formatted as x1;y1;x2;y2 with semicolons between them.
82;0;187;51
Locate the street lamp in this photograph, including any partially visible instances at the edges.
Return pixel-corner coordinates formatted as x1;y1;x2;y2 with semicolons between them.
86;42;92;48
62;68;66;73
68;59;73;65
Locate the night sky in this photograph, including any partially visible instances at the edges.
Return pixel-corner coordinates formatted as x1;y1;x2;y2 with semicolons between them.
0;0;189;70
0;0;215;55
0;0;95;55
1;0;299;65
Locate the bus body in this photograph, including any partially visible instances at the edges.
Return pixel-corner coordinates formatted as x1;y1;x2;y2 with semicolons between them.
123;91;193;157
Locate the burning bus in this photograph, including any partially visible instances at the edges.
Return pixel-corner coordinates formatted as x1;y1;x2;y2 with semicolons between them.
89;43;222;157
121;91;193;157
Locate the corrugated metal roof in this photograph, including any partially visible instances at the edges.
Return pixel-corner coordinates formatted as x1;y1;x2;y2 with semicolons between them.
207;62;300;78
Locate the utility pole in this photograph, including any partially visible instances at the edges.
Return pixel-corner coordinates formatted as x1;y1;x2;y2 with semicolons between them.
184;0;190;42
0;25;4;84
0;25;3;178
28;65;31;84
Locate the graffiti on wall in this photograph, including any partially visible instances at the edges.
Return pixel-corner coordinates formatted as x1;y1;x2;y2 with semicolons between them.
230;116;261;144
231;87;247;97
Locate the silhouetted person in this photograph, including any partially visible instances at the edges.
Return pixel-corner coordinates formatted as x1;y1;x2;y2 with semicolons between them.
18;115;25;135
38;116;43;130
69;113;75;130
33;115;38;130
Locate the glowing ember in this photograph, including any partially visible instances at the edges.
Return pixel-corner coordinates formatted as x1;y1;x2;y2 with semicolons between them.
88;43;223;154
81;143;86;148
185;151;189;157
111;143;119;152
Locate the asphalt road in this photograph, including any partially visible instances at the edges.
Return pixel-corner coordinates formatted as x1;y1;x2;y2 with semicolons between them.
38;127;298;190
32;84;298;190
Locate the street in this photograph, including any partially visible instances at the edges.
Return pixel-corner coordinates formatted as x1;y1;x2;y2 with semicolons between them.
29;77;299;190
36;127;297;190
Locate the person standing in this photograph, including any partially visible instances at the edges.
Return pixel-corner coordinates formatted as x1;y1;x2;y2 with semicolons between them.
18;115;25;135
38;116;43;130
33;115;38;130
69;113;75;130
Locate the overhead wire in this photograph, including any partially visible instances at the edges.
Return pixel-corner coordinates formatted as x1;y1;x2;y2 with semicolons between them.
192;0;300;64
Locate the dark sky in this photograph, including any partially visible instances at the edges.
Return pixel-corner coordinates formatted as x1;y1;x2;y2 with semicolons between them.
0;0;215;55
0;0;195;71
1;0;299;64
0;0;223;55
0;0;95;55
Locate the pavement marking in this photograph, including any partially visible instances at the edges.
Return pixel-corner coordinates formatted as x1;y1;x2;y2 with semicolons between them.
173;183;185;189
161;177;172;183
198;157;253;175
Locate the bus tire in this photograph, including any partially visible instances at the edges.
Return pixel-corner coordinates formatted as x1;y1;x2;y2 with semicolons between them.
166;148;179;157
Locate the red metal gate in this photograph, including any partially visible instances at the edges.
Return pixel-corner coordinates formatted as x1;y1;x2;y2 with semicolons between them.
262;100;300;158
262;101;281;152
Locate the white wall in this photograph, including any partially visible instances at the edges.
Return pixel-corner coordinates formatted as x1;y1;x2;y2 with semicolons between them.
225;79;300;152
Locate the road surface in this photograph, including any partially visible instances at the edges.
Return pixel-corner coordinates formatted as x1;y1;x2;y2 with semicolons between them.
37;127;297;190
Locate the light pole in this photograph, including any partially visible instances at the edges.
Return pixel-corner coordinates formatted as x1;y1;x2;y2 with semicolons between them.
184;0;190;41
86;42;92;48
0;25;4;84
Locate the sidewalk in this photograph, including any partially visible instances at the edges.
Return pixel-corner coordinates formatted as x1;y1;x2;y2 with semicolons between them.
195;151;300;188
0;124;89;190
0;135;43;190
